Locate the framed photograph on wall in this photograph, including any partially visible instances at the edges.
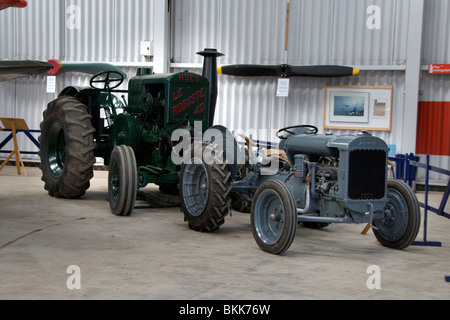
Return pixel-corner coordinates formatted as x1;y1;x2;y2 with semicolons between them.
324;85;393;131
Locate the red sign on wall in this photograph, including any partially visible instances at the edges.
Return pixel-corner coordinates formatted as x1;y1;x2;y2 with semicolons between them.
428;64;450;74
416;101;450;156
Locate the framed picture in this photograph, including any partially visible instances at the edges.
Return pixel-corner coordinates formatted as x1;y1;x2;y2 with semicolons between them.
328;91;370;123
324;85;393;131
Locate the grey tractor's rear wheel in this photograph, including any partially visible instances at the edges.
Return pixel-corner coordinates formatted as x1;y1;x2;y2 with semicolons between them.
251;180;298;255
373;179;421;250
179;142;232;232
39;96;96;198
108;145;137;216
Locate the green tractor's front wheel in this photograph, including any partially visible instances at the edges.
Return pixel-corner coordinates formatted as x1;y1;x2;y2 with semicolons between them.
179;142;232;232
108;145;138;216
39;97;96;198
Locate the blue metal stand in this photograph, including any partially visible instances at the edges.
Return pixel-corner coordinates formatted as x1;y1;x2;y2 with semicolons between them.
412;155;443;247
0;129;40;155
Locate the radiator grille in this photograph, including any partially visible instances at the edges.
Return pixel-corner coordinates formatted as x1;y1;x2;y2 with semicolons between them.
348;150;386;200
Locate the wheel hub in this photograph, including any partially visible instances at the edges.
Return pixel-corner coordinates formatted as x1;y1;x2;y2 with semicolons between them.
182;159;210;218
47;121;66;178
270;211;282;222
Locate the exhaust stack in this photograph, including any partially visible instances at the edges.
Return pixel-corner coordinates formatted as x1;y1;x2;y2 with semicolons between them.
197;48;224;128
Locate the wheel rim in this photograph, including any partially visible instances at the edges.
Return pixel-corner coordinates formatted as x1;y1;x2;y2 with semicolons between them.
374;188;409;242
110;163;120;203
47;121;66;178
182;158;210;217
254;189;286;246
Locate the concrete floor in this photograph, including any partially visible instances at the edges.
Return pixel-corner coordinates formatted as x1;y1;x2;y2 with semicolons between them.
1;166;449;300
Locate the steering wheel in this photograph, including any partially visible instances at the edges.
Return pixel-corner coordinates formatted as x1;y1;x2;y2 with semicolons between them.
90;70;125;91
277;125;318;140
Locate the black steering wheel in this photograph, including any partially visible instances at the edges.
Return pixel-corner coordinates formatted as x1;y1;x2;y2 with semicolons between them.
90;70;125;91
277;125;319;140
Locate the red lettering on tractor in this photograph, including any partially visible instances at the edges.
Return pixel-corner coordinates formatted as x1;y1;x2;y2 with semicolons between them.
194;103;205;115
178;73;200;82
172;87;207;117
172;88;183;102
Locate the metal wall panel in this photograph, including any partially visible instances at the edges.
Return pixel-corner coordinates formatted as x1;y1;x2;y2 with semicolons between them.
172;0;411;66
0;0;61;60
419;0;450;181
423;0;450;64
63;0;155;63
63;0;115;61
171;0;413;144
286;0;335;65
417;72;450;181
0;0;156;62
329;0;407;65
0;5;16;58
114;0;155;63
172;0;287;65
0;0;155;161
287;0;409;66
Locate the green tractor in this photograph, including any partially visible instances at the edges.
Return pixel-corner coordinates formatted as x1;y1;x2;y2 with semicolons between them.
39;49;232;231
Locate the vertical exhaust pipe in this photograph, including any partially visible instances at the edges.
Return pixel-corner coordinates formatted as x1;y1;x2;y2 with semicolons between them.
197;48;224;128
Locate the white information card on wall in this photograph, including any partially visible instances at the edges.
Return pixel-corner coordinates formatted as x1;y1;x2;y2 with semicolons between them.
47;76;56;93
277;78;290;97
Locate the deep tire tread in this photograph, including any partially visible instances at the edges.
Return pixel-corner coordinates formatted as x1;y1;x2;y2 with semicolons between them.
39;96;96;199
179;143;232;232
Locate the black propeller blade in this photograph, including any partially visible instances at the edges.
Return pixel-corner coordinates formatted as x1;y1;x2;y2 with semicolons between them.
218;64;359;78
218;65;282;77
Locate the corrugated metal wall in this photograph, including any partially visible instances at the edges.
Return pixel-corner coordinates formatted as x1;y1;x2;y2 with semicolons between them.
287;0;410;66
0;0;154;160
172;0;449;182
172;0;410;141
1;0;449;182
418;0;450;181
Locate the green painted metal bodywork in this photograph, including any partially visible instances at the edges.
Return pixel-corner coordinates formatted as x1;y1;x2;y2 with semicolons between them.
60;70;211;189
127;72;210;128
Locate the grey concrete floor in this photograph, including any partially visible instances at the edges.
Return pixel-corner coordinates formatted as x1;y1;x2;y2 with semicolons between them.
1;166;449;300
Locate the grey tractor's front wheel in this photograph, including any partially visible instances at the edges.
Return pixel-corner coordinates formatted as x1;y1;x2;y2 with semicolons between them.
179;143;232;232
251;180;298;255
39;96;96;198
373;179;421;250
108;145;138;216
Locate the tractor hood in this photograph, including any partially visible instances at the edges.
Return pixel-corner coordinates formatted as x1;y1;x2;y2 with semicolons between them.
286;133;389;158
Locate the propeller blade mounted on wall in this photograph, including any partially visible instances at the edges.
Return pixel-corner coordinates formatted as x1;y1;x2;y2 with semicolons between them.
218;64;360;78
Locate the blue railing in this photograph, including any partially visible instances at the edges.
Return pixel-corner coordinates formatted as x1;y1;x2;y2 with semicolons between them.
0;129;41;156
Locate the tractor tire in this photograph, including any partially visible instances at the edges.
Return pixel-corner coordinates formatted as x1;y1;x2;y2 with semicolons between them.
39;96;96;199
251;180;298;255
108;145;138;216
179;142;232;232
373;179;421;250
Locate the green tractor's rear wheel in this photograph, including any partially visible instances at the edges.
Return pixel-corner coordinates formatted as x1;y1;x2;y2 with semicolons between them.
251;180;298;255
39;97;96;198
108;145;138;216
179;142;232;232
373;179;421;250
